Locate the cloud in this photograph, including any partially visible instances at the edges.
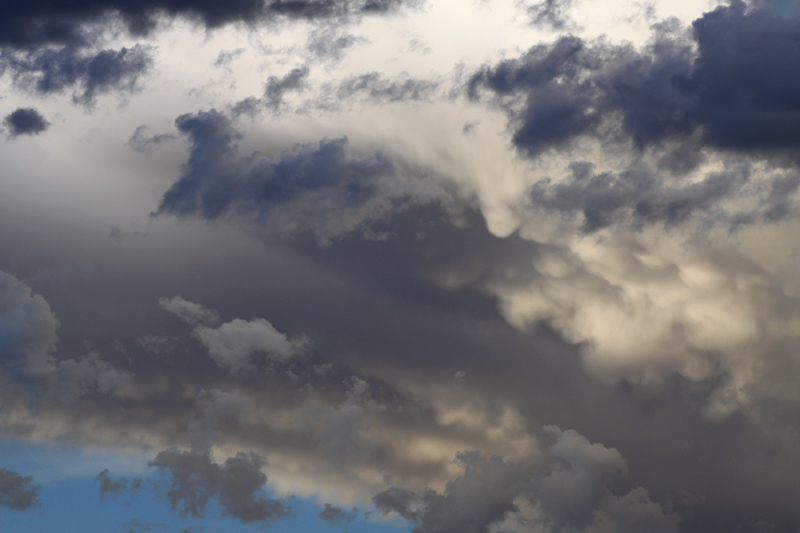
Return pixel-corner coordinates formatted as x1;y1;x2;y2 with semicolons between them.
319;503;357;523
0;468;40;511
158;297;220;327
194;318;311;374
3;107;49;137
521;0;580;31
154;109;446;244
305;28;364;62
1;44;154;106
148;449;292;524
264;66;310;111
0;0;422;49
336;72;439;103
96;469;143;501
471;0;800;157
0;268;131;399
128;125;176;153
159;297;310;374
0;268;60;380
374;426;679;533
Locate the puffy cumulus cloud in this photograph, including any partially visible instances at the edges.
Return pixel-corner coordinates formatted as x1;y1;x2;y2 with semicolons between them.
159;296;311;374
1;44;154;106
374;426;678;533
155;109;448;245
3;107;49;137
0;0;422;49
193;318;309;375
0;468;40;511
148;449;292;525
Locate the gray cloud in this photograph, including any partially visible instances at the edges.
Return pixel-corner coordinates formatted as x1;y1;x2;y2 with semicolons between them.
154;109;446;244
264;66;310;111
148;449;292;524
305;28;364;63
0;0;422;49
0;468;40;511
319;503;357;523
521;0;580;31
1;44;154;106
469;0;800;157
337;72;439;103
128;125;177;153
374;426;679;533
3;107;49;137
96;469;143;501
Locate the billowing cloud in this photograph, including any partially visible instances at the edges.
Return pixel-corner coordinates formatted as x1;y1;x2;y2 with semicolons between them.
374;426;678;533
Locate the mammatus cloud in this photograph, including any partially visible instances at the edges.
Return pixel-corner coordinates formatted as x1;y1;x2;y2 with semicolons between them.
3;107;49;137
0;468;40;511
374;426;679;533
154;109;446;244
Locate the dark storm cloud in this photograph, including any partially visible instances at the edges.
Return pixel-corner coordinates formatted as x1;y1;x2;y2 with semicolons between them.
0;0;421;49
3;107;49;137
318;503;356;523
148;449;292;524
337;72;439;102
1;44;153;106
0;468;40;511
469;0;800;156
155;109;445;244
264;66;310;111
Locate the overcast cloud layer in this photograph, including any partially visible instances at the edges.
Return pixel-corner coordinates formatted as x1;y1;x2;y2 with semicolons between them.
2;0;800;531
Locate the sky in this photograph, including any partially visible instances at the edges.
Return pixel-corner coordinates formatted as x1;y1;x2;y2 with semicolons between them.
2;0;800;531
